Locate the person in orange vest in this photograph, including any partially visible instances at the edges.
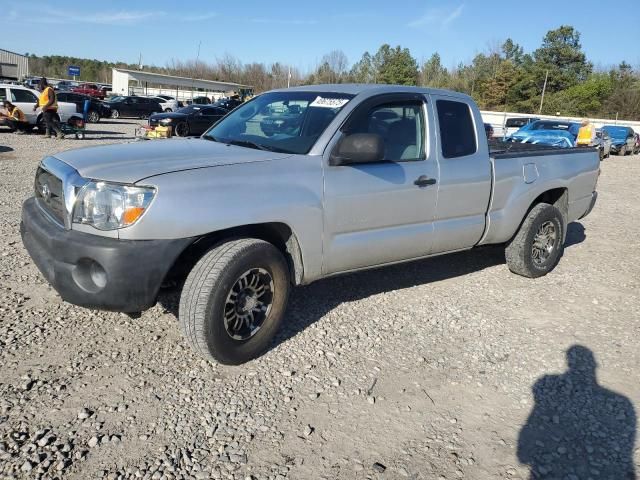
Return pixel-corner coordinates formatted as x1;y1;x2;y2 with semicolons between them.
33;77;64;139
0;100;28;134
576;119;595;147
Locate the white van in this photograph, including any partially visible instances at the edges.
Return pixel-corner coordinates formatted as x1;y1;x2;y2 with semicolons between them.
0;84;78;131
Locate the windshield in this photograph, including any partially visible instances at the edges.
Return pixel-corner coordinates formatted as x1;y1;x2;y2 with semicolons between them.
506;118;535;128
203;91;354;154
110;96;125;102
602;126;629;139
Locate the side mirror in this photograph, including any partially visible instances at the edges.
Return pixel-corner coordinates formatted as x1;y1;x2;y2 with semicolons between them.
330;133;385;166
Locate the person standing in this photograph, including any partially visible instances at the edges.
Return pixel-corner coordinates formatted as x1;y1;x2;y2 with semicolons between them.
576;118;595;147
0;100;28;134
33;77;64;139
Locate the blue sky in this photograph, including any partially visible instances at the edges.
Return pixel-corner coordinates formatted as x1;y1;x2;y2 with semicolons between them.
3;0;638;74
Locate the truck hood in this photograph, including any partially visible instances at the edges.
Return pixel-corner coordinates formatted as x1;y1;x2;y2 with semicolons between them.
53;138;291;183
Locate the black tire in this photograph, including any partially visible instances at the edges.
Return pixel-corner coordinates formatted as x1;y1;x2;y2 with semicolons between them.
599;148;604;161
36;113;61;134
505;203;565;278
111;109;120;119
174;121;189;137
87;110;100;123
164;108;173;113
179;239;291;365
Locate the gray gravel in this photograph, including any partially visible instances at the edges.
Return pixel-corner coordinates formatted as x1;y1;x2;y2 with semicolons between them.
1;120;639;479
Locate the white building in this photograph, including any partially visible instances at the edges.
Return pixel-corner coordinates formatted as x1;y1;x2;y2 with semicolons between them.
0;49;29;81
112;68;250;102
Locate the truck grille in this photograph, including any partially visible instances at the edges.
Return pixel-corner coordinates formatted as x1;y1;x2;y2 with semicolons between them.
34;167;66;226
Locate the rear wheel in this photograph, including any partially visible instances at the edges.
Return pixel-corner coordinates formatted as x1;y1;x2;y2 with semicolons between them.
87;110;100;123
179;239;291;365
505;203;564;278
164;108;173;113
111;109;120;119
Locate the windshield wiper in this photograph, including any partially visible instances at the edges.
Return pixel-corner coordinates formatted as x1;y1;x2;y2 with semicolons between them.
227;139;281;152
202;134;222;142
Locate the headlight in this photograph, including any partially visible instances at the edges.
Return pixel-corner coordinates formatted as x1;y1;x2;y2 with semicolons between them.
72;182;155;230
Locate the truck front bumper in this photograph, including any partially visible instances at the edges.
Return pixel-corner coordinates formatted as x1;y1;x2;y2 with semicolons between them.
20;197;192;313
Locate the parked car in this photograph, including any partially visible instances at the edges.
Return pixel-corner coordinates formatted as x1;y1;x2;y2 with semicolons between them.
508;120;580;144
189;96;211;105
0;83;78;132
149;105;227;137
20;84;600;365
213;97;243;111
55;80;78;92
259;103;306;137
594;129;611;160
150;95;179;112
503;117;539;137
601;125;636;156
23;78;41;89
71;83;105;100
516;130;576;148
484;123;494;139
634;133;640;155
106;96;163;119
56;92;111;123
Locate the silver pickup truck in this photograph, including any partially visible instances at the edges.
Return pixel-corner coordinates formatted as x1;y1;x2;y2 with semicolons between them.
21;85;599;364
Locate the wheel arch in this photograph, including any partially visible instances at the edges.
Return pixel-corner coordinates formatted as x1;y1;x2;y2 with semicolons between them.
164;222;305;287
518;187;569;243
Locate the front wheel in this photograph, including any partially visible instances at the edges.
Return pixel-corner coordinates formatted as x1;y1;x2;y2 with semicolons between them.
505;203;565;278
174;121;189;137
179;239;291;365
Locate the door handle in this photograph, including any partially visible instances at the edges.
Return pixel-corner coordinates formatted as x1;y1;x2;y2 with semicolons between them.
414;175;437;187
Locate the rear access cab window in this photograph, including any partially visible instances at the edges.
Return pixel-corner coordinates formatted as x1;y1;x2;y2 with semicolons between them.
436;100;477;158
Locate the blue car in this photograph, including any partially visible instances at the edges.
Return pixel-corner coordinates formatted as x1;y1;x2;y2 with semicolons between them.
601;125;637;156
508;120;580;146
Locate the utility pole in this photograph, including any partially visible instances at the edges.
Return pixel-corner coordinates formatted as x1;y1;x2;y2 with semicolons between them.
538;70;549;114
287;66;291;88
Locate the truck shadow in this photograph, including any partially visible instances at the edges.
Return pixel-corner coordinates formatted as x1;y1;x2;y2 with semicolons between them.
158;222;586;354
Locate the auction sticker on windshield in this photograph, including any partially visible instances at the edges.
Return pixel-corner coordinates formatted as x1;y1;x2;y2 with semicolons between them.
310;97;350;109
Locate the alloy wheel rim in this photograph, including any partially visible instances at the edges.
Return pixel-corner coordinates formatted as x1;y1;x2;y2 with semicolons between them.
532;220;557;266
223;268;274;341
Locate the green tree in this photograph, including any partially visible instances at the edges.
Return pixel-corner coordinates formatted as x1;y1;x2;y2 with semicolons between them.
350;51;375;83
420;53;449;88
532;25;592;92
374;44;418;85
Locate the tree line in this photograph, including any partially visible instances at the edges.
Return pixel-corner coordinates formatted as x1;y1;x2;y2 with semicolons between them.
26;25;640;120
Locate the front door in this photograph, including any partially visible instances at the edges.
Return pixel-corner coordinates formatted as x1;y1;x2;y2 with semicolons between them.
9;88;39;124
322;93;439;275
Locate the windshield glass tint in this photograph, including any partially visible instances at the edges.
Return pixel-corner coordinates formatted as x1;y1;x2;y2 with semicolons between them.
178;106;201;114
602;126;628;139
204;91;354;154
531;121;571;130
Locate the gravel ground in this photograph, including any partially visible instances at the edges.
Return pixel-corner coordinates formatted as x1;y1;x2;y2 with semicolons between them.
1;120;639;480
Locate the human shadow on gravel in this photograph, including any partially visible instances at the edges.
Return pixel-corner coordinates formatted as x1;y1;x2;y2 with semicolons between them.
0;146;14;153
517;345;636;479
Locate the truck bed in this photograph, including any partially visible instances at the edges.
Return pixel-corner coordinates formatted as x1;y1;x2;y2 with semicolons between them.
489;140;596;159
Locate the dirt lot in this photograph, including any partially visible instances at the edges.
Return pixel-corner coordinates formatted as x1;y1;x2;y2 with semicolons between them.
1;120;639;480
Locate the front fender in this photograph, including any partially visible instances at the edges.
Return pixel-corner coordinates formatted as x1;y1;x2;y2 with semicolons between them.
119;155;325;281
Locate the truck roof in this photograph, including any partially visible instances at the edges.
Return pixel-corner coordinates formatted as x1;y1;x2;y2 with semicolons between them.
273;83;473;101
